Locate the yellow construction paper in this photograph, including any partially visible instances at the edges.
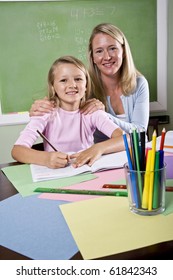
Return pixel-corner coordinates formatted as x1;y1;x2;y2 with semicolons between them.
60;197;173;260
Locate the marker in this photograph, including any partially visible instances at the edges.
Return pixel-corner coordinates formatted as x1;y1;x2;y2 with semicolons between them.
34;187;128;196
37;130;57;151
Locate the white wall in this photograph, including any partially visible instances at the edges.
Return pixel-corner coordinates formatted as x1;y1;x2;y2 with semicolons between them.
0;124;26;164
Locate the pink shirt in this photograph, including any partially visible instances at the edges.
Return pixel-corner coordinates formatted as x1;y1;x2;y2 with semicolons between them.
15;107;118;153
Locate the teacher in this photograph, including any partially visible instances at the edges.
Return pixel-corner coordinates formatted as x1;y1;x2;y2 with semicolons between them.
29;23;149;143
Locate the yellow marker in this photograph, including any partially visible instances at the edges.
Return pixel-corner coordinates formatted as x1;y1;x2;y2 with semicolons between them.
148;130;157;210
142;150;151;209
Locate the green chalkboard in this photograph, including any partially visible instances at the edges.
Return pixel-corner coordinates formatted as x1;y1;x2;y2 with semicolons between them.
0;0;157;113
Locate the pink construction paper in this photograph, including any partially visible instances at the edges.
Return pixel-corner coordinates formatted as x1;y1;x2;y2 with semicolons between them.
38;168;125;202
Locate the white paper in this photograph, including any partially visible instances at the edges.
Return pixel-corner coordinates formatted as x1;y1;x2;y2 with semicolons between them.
30;151;127;182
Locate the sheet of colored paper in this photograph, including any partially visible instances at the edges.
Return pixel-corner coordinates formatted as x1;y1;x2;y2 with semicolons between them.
0;194;78;259
60;196;173;260
39;168;125;202
164;155;173;179
1;164;96;196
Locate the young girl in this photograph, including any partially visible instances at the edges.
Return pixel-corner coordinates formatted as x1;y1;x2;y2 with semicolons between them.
12;56;125;169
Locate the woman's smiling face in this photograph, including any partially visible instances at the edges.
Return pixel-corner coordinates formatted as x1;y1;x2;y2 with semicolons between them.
92;32;124;78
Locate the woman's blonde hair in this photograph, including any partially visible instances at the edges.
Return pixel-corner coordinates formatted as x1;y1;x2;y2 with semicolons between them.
47;55;91;108
88;23;141;110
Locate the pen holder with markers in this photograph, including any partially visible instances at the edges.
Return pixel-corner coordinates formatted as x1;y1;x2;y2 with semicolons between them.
123;128;167;216
124;162;166;216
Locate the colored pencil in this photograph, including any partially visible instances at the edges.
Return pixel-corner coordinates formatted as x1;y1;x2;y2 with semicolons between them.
129;129;136;170
160;127;166;150
123;131;139;208
152;151;160;209
142;149;152;209
132;128;143;201
123;132;133;170
148;130;157;210
140;129;146;171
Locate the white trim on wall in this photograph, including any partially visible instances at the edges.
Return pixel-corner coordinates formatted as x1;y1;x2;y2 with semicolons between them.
150;0;167;112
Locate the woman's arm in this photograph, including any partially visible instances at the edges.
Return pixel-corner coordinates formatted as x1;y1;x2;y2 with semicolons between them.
11;145;69;169
107;77;149;133
29;97;55;117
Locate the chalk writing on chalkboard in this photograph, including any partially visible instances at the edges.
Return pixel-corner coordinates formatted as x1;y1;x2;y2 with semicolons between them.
74;27;89;61
36;21;60;42
71;7;116;20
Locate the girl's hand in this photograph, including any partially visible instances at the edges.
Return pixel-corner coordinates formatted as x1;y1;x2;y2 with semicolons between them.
46;151;69;169
80;98;105;115
29;97;55;117
69;145;103;168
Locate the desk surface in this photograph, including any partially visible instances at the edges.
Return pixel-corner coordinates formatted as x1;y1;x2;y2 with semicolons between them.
0;162;173;260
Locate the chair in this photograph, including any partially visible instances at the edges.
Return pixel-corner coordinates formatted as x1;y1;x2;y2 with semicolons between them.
147;117;159;140
32;142;44;151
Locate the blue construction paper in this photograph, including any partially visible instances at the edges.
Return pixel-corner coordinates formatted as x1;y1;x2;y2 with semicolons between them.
0;194;78;260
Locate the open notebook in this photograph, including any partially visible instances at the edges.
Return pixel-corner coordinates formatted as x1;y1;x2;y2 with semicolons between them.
30;151;127;182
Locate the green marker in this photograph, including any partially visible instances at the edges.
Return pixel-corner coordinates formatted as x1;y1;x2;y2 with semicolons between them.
34;187;128;197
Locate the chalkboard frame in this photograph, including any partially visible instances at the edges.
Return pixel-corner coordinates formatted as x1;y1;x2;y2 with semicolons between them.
0;0;168;118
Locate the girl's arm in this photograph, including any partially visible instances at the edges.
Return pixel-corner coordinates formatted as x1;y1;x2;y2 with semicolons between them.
70;128;127;167
11;145;69;169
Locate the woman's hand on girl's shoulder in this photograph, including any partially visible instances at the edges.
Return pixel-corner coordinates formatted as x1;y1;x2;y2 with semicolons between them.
80;98;105;115
29;96;55;117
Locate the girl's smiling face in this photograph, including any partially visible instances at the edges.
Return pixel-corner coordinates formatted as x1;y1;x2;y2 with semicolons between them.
53;63;87;111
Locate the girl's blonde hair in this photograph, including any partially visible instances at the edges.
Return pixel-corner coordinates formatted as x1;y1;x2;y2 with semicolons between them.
47;55;91;108
88;23;142;110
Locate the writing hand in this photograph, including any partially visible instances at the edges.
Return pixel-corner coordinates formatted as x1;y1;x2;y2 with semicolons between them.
46;152;69;169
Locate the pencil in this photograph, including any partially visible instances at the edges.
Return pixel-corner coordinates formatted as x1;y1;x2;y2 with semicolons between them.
148;130;157;210
132;128;143;201
34;187;128;196
140;128;146;171
160;127;166;150
123;131;139;208
129;129;136;170
142;149;151;209
123;132;133;170
37;130;57;151
152;151;160;209
102;184;126;189
102;184;172;191
166;187;173;192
